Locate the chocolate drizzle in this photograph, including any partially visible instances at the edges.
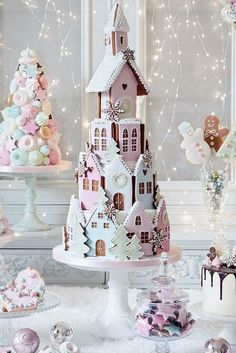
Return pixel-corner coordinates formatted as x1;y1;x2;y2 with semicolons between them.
201;265;236;301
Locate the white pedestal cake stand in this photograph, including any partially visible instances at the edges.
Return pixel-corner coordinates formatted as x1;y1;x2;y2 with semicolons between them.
53;245;181;340
191;301;236;346
0;161;72;232
0;291;61;347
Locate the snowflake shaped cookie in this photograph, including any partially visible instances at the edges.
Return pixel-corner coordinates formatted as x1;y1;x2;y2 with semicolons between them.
101;101;125;122
103;203;117;220
122;47;135;61
142;150;152;168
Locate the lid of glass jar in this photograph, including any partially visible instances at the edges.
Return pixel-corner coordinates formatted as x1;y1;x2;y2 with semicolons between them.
137;253;189;305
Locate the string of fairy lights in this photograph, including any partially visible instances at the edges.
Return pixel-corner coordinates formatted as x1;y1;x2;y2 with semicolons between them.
0;0;233;227
146;0;231;182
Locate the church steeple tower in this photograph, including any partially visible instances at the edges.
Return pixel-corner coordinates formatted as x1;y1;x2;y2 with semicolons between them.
104;3;130;56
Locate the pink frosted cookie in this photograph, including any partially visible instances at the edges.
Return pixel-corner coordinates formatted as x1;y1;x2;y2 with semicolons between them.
14;267;45;296
0;268;45;313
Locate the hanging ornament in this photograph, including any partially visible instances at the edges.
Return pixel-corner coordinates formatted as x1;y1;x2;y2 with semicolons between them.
122;47;135;61
221;2;236;28
103;203;117;220
204;337;231;353
101;100;125;122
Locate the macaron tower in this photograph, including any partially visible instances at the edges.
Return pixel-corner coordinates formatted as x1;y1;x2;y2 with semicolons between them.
0;48;61;167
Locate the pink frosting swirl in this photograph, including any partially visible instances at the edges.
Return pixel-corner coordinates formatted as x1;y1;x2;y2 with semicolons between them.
13;90;29;107
49;149;60;165
21;103;37;119
0;149;10;165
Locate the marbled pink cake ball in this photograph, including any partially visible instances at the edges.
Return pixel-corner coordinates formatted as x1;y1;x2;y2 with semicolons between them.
13;328;40;353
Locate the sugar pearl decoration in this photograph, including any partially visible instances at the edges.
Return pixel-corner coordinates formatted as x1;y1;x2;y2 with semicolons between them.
13;328;40;353
50;322;74;351
204;337;231;353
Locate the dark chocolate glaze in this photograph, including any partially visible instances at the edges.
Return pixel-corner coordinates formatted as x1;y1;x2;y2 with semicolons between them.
201;265;236;301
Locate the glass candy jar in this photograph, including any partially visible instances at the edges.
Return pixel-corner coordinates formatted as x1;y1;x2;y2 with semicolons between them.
134;254;195;352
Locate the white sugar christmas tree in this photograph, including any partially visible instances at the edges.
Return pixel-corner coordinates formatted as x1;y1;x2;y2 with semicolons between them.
0;47;61;167
109;225;130;260
70;223;90;258
96;187;109;204
126;235;144;260
103;138;120;162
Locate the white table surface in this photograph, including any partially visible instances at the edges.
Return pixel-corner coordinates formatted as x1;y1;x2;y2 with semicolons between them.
8;286;234;353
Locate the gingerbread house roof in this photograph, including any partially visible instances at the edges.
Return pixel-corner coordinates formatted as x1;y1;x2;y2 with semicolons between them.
104;3;130;33
123;201;153;228
79;152;103;176
86;52;149;95
153;197;165;225
105;155;132;178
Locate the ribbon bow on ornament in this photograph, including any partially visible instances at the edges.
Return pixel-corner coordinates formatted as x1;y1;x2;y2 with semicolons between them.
204;129;219;138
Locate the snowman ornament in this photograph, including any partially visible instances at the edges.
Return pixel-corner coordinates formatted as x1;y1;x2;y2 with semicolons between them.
178;121;211;165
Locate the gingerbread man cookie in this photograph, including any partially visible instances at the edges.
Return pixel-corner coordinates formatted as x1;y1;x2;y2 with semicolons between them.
203;115;229;152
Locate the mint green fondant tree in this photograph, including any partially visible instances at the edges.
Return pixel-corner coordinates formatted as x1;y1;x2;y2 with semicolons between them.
126;235;144;260
109;225;130;260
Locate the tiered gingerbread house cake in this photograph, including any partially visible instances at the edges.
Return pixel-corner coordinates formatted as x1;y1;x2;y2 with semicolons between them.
63;3;170;260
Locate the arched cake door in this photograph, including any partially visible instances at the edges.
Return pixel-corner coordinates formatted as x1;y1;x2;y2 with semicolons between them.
113;193;124;210
96;240;105;256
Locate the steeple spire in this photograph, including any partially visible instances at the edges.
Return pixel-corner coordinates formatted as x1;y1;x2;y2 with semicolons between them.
104;3;130;33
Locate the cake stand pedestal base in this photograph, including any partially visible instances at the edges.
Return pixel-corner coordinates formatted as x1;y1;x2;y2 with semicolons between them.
92;271;133;339
0;319;13;347
53;245;181;340
0;161;72;232
191;302;236;346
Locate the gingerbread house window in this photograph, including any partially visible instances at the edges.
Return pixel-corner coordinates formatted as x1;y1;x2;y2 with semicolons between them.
120;36;124;45
132;139;137;151
83;178;89;190
92;222;97;228
141;232;149;243
147;182;152;194
103;223;109;229
127;232;135;239
135;216;142;226
92;180;99;191
101;128;107;137
98;213;104;219
123;129;129;152
132;129;137;138
94;139;99;150
94;128;99;137
139;182;145;194
101;139;107;151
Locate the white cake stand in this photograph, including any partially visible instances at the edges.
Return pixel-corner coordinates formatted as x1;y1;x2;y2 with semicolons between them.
0;291;61;347
191;301;236;346
52;244;181;340
0;161;72;232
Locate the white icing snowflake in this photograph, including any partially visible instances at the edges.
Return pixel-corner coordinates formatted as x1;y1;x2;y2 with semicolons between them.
75;160;91;179
101;101;125;122
150;229;167;252
122;47;135;61
142;150;152;168
103;203;117;220
223;255;236;268
85;142;94;155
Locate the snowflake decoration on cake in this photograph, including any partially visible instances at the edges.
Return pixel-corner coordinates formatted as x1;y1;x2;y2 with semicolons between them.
103;203;117;220
150;229;167;252
85;142;94;155
142;150;152;168
223;254;236;268
101;101;125;122
74;160;93;182
122;47;135;61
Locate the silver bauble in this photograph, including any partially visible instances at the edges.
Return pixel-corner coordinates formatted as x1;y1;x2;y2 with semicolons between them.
50;322;74;351
204;337;231;353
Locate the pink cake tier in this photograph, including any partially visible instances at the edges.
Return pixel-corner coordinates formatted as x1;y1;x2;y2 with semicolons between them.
0;267;45;313
63;3;170;260
0;48;61;167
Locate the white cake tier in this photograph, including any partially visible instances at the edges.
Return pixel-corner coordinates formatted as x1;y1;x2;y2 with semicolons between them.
202;266;236;317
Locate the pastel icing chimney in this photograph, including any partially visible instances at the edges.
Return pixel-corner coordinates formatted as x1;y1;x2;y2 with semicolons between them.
104;3;130;56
